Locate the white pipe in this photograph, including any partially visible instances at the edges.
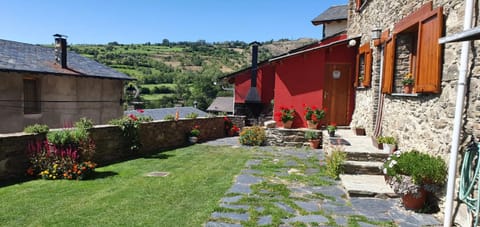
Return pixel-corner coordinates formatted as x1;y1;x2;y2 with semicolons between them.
444;0;474;226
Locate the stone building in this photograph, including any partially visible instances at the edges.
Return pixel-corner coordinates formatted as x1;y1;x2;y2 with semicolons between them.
0;35;133;133
347;0;479;225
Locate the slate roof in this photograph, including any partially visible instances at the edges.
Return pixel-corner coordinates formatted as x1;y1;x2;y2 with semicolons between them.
125;107;209;121
207;97;234;113
311;5;348;25
0;39;133;80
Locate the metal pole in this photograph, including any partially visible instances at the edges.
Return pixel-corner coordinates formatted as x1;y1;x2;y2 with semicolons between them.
444;0;473;225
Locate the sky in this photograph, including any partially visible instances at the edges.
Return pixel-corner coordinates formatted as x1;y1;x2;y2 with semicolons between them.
0;0;347;45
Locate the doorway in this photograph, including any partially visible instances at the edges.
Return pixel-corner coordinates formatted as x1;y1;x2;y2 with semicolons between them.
323;64;352;126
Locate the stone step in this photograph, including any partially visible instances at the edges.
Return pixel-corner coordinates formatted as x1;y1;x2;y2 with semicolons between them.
339;174;399;198
342;160;384;175
344;151;389;162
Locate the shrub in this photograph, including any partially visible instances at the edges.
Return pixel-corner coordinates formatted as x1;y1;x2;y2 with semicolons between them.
47;128;89;148
109;114;152;152
239;126;266;146
74;117;93;130
186;112;199;119
24;124;49;134
325;146;346;179
164;114;175;120
383;150;447;195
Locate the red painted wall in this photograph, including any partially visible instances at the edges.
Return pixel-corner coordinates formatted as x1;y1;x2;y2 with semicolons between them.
274;48;326;128
273;38;357;128
234;63;275;104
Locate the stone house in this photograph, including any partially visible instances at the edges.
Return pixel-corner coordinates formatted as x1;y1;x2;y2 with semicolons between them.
347;0;479;224
0;35;133;133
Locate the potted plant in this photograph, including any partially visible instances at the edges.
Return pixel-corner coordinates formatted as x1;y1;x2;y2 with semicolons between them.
383;150;447;210
377;136;396;153
303;105;325;129
274;106;295;128
402;73;414;94
326;123;337;137
188;125;200;143
304;130;321;149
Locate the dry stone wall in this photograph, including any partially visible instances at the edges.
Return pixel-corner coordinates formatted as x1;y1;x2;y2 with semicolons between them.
0;117;228;181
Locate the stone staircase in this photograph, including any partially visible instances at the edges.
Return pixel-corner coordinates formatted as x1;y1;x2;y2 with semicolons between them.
323;129;399;198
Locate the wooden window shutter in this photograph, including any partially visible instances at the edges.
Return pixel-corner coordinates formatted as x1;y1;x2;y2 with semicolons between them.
354;53;360;87
355;43;372;88
415;7;443;93
382;37;395;94
363;48;372;87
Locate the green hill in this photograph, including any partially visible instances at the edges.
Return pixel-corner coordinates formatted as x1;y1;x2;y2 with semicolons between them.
69;38;316;110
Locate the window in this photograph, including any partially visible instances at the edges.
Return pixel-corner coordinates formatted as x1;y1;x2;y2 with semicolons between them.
381;2;443;94
24;78;40;114
355;43;372;88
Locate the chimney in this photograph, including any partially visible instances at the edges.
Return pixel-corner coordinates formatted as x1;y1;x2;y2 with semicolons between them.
53;34;67;68
245;41;261;103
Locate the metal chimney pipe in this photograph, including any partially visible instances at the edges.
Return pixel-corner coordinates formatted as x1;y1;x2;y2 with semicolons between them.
251;42;259;87
54;34;67;68
245;41;261;103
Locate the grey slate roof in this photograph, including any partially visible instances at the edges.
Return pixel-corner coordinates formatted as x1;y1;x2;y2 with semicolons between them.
207;97;234;113
0;39;133;80
125;107;209;121
311;5;348;25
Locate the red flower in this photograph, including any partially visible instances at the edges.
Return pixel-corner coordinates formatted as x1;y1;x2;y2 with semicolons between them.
128;114;138;121
137;109;144;113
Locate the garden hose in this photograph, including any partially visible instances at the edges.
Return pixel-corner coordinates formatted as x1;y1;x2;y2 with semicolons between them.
459;143;480;226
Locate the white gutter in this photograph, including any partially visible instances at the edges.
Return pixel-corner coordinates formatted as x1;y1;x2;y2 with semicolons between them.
443;0;474;226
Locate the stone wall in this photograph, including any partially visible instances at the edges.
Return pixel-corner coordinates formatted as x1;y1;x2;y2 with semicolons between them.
0;117;226;181
266;128;322;148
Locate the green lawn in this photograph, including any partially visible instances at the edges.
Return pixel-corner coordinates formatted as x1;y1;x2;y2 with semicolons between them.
0;145;252;226
141;93;175;101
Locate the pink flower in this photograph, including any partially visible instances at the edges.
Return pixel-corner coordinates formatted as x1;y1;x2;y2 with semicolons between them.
137;109;144;113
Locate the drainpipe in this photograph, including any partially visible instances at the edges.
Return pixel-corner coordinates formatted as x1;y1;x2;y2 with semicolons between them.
444;0;474;226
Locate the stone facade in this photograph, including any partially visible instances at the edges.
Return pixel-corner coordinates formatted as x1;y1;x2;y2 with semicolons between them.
347;0;479;224
0;117;227;181
0;71;125;133
348;0;479;155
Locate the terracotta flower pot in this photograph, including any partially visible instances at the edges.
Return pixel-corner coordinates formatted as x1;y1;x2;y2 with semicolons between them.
309;139;320;149
403;84;413;94
283;120;293;129
402;189;427;210
307;120;318;129
354;128;366;136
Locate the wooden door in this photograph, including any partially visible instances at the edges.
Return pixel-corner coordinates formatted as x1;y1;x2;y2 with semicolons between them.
323;64;352;126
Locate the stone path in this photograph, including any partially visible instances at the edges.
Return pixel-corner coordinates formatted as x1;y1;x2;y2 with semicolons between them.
203;137;441;226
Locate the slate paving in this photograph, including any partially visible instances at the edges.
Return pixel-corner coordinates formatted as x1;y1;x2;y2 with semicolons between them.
204;137;441;226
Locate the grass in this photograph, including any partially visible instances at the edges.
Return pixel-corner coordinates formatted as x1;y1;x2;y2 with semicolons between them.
0;145;252;226
141;93;175;101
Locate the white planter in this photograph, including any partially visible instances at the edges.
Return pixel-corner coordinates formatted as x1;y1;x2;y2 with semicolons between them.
188;136;198;143
383;144;396;153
